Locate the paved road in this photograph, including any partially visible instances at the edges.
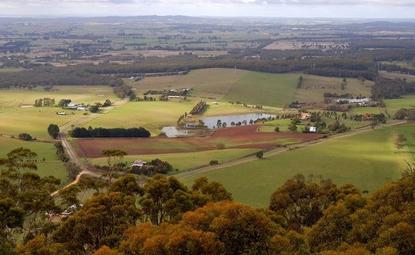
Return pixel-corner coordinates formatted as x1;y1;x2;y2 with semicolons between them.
175;121;408;179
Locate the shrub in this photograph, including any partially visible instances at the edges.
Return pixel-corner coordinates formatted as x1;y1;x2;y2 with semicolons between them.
210;160;219;166
18;133;33;141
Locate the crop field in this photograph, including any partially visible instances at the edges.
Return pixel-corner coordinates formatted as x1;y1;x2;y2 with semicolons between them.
0;137;67;182
295;75;373;103
181;124;414;207
75;125;321;157
89;148;257;173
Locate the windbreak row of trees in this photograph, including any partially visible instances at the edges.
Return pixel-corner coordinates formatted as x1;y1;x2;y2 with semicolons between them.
372;77;415;99
0;66;123;89
70;127;151;138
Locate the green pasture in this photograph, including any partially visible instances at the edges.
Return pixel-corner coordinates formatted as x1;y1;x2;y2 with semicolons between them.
181;124;414;208
295;75;373;103
0;86;117;107
89;148;257;173
384;95;415;115
0;137;68;183
85;101;195;135
224;72;299;107
0;107;87;139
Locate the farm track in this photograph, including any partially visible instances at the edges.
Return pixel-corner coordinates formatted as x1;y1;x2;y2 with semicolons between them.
175;120;408;179
51;100;129;197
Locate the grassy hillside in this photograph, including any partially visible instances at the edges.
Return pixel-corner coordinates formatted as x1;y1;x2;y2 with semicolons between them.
295;75;373;103
224;72;299;107
181;124;414;207
0;137;67;183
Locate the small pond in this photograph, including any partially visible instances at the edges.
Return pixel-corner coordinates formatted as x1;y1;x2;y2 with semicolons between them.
202;113;276;129
161;126;191;138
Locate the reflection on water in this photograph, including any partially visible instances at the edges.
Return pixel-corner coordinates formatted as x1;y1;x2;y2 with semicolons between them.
162;113;276;137
202;113;276;129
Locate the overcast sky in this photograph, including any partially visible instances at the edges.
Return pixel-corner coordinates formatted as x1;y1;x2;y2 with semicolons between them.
0;0;414;19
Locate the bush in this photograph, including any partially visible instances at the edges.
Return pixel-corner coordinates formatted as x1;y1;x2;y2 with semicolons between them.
256;151;264;159
210;160;219;166
216;143;226;150
18;133;33;141
47;124;60;139
274;127;280;132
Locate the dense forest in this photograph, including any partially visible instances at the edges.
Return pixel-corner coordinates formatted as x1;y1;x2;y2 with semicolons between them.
1;147;415;255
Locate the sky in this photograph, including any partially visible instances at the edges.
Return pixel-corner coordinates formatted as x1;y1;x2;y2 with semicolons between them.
0;0;414;19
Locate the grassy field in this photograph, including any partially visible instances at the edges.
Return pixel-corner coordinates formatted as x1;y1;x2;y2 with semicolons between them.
224;72;299;107
89;148;257;173
295;75;373;103
130;68;300;107
130;68;246;99
384;95;415;115
85;100;195;135
0;137;68;183
180;124;414;208
0;86;117;107
0;86;120;139
379;71;415;82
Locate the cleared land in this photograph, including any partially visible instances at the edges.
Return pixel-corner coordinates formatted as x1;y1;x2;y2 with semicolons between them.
384;95;415;115
180;124;414;208
295;75;373;103
0;86;119;139
0;137;67;182
130;68;300;107
74;125;321;157
89;149;257;173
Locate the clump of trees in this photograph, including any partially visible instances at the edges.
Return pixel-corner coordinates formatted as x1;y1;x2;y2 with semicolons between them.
190;101;208;115
34;98;55;107
47;124;60;139
131;159;173;176
18;133;33;141
70;127;151;138
394;108;415;120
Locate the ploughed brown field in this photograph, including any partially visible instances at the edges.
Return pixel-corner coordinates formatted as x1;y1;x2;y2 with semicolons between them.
74;126;322;158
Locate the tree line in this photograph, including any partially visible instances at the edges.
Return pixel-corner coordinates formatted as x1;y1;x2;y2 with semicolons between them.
70;127;151;138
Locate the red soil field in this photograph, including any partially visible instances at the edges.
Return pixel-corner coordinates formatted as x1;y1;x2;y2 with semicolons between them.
75;125;321;158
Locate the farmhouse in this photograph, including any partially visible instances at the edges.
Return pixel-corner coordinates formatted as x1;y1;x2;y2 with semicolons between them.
336;98;370;106
66;102;87;111
131;160;147;168
309;126;317;133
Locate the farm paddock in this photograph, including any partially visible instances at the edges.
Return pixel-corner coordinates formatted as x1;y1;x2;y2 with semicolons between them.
74;125;322;158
